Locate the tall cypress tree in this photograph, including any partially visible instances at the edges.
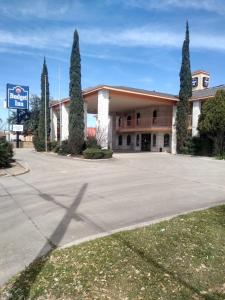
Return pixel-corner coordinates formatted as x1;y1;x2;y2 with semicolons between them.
68;30;84;154
176;21;192;153
37;57;50;151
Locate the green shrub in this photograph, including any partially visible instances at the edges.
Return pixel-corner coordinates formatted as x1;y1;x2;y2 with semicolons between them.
102;149;113;158
0;140;14;168
58;140;70;155
33;132;45;152
86;137;100;149
48;140;59;152
216;153;225;160
83;148;113;159
185;135;214;156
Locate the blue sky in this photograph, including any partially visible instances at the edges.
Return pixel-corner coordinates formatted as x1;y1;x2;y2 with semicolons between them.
0;0;225;128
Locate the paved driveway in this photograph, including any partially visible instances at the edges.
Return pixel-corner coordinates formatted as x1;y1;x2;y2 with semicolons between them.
1;149;225;285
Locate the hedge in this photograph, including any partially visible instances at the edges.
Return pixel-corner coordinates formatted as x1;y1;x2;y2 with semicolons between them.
83;148;113;159
0;140;14;168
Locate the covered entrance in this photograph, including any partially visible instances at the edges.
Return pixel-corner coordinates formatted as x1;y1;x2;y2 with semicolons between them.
141;134;151;151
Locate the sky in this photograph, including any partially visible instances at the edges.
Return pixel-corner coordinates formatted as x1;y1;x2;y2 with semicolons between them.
0;0;225;128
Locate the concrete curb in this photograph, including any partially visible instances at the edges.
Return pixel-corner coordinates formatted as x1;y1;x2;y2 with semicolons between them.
36;150;117;162
4;160;30;177
60;201;225;250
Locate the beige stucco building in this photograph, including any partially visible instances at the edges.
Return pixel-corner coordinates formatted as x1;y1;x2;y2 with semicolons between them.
50;70;225;154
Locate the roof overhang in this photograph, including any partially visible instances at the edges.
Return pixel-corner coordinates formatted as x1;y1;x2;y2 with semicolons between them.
51;85;178;113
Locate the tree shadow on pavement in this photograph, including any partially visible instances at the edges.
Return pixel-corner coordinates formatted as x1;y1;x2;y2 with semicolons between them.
7;183;88;300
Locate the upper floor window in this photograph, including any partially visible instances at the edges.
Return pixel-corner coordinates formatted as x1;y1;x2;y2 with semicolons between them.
153;110;157;124
164;134;170;147
118;135;123;146
127;135;131;146
127;115;132;126
153;134;157;147
136;112;141;125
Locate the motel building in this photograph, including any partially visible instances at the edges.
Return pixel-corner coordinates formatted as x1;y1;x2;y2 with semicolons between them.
50;70;223;154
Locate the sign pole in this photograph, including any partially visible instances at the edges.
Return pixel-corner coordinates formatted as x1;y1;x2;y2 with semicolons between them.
16;109;20;148
45;75;47;152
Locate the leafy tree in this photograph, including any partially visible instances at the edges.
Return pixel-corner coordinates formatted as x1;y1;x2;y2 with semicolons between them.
198;90;225;155
68;30;84;155
176;21;192;153
37;58;50;151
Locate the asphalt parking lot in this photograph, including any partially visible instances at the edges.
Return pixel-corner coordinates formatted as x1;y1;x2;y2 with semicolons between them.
0;149;225;285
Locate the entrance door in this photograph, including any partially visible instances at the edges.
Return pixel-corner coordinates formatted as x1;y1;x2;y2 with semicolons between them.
141;134;151;151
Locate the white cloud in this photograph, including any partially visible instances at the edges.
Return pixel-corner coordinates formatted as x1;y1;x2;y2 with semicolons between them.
118;0;225;15
0;0;85;20
0;25;225;52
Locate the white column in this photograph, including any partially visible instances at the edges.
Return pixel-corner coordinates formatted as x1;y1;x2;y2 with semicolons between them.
97;90;109;149
84;101;87;139
51;108;58;141
171;105;177;154
61;103;69;141
192;100;201;137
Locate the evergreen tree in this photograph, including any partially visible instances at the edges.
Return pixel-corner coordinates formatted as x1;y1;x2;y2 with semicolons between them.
68;30;84;154
176;22;192;153
37;58;50;151
198;90;225;155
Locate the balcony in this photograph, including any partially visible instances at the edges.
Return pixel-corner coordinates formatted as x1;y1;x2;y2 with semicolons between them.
116;116;172;133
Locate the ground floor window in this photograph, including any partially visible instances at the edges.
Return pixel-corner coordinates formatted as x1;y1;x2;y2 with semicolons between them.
127;135;131;146
136;134;140;146
164;134;170;147
153;134;157;147
118;135;123;146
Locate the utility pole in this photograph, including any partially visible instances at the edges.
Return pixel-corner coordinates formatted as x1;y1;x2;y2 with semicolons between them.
58;65;62;145
45;75;47;152
16;109;20;148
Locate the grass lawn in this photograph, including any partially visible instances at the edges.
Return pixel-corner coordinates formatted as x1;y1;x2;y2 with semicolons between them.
1;205;225;300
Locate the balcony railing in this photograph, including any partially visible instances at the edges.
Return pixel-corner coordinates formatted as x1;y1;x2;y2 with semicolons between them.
117;116;172;131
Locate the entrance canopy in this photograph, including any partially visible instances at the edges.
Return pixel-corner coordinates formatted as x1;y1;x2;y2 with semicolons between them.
83;85;178;114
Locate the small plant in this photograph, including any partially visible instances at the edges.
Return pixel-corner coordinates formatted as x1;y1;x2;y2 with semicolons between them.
58;140;70;155
83;148;113;159
0;140;14;168
86;137;100;149
216;153;225;160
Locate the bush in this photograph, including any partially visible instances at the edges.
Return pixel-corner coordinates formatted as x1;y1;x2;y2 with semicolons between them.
83;148;113;159
86;137;100;149
185;135;214;156
102;149;113;158
0;140;14;168
58;140;70;155
216;153;225;160
33;133;45;152
48;140;59;152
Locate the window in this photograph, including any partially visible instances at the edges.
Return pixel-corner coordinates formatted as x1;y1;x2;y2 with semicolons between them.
153;110;157;124
136;134;140;146
164;134;170;147
118;135;123;146
118;117;122;127
153;134;157;147
127;115;132;126
127;135;131;146
136;112;141;125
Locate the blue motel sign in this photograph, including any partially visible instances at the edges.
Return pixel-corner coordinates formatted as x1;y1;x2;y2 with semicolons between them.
7;83;29;110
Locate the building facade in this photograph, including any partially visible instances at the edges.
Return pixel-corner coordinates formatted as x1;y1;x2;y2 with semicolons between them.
50;70;225;154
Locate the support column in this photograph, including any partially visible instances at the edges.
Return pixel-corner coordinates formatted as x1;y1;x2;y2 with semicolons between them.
84;101;87;139
51;108;58;141
61;103;69;141
97;90;109;149
171;105;177;154
192;100;201;137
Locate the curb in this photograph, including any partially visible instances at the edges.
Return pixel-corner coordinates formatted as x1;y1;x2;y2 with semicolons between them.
60;201;225;250
4;160;30;177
